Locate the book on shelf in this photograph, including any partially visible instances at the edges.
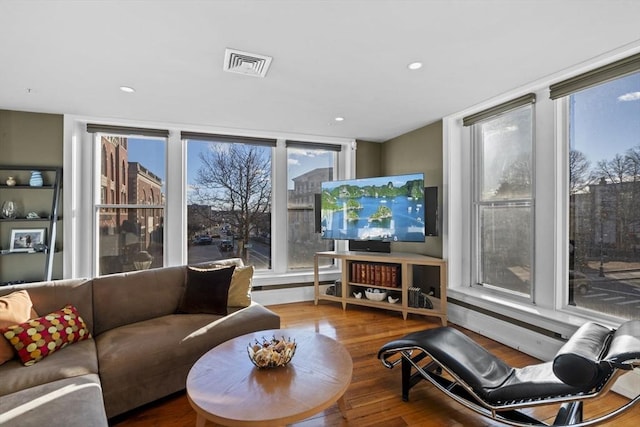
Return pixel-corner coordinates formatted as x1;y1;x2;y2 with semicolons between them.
349;261;401;287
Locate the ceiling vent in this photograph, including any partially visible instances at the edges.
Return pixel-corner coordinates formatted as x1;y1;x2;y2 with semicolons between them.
223;48;272;78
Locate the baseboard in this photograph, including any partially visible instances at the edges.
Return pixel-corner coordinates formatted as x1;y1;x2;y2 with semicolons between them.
253;285;316;306
448;303;564;360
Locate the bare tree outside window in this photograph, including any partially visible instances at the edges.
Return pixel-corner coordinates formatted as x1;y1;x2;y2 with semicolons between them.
569;71;640;319
474;105;534;297
188;143;272;267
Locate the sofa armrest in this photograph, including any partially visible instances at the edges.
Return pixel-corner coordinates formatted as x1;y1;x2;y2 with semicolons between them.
184;302;280;345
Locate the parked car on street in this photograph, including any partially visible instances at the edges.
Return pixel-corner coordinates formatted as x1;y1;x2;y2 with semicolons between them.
219;240;233;252
194;235;213;245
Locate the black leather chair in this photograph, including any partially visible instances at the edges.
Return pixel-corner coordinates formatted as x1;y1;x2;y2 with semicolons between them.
378;320;640;426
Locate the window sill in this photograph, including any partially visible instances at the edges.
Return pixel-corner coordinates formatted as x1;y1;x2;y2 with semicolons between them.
253;267;340;287
447;286;618;338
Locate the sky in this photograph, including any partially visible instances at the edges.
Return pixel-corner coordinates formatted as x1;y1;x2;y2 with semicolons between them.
571;72;640;165
126;140;336;192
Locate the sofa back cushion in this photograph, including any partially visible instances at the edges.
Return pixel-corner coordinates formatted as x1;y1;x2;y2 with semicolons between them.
0;279;93;334
92;266;186;336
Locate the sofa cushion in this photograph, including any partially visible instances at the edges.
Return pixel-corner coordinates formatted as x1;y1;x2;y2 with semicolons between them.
96;313;224;417
92;266;186;335
0;338;98;397
0;290;38;365
96;303;280;418
227;265;254;307
0;279;94;334
2;305;91;366
178;265;236;315
0;374;107;427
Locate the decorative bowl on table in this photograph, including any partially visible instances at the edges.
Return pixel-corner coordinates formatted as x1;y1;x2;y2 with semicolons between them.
365;288;387;301
247;336;297;368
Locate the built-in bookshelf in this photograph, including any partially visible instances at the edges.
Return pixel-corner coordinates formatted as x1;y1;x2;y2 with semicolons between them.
313;251;447;325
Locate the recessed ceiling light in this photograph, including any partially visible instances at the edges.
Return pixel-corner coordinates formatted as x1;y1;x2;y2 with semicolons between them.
334;117;345;122
407;62;423;70
119;86;135;93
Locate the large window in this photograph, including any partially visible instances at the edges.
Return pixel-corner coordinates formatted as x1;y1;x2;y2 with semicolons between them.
448;53;640;330
566;71;640;318
74;124;353;281
469;99;534;298
184;133;275;269
92;129;167;275
286;142;337;269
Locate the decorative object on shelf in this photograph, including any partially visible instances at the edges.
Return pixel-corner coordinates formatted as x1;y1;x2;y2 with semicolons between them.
29;170;43;187
408;286;433;309
133;251;153;270
9;228;46;253
388;296;399;304
1;200;18;219
353;291;362;299
365;288;387;301
325;281;342;297
247;336;296;368
33;243;47;252
0;166;61;283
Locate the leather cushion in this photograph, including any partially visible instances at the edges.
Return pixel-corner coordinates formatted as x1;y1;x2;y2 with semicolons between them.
380;327;514;397
485;361;584;403
552;322;612;389
605;320;640;364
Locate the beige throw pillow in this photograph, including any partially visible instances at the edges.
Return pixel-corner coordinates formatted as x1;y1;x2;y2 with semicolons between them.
227;265;254;307
0;290;37;365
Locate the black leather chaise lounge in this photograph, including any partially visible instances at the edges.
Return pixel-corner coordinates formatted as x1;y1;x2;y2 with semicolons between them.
378;320;640;426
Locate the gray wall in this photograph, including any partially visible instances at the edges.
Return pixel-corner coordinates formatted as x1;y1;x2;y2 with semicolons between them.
354;140;382;178
381;121;443;258
0;109;64;283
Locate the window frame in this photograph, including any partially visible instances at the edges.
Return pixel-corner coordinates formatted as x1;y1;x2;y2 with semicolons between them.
92;133;168;275
285;141;340;271
444;47;640;334
469;102;536;301
65;121;355;286
182;135;276;271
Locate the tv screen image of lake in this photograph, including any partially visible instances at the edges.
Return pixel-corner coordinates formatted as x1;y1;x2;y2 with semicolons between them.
322;195;425;242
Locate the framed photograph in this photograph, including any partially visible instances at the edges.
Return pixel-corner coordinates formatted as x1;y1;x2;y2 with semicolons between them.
9;228;46;253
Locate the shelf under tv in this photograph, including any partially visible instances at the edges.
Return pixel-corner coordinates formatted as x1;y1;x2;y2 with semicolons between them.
313;250;447;325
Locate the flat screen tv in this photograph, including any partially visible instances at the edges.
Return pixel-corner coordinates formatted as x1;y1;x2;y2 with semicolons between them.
320;173;426;243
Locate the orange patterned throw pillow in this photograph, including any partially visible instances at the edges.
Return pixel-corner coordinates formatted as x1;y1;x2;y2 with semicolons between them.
1;304;91;366
0;290;38;365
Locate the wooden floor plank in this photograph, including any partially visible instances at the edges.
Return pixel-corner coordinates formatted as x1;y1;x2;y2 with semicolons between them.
111;301;637;427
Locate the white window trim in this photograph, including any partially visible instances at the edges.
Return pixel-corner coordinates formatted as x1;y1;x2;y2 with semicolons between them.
63;116;355;287
444;44;640;343
470;103;536;302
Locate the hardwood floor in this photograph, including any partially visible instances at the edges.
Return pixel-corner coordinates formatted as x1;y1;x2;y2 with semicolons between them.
111;301;638;426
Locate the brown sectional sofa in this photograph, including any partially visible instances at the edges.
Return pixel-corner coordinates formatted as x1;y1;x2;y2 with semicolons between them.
0;259;280;426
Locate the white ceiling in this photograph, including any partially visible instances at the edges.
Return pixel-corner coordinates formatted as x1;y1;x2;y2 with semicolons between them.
1;0;639;142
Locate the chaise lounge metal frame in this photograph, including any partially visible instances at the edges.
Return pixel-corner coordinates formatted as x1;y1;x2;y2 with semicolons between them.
378;320;640;426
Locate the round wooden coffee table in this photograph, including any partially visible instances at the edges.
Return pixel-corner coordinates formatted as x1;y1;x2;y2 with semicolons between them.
186;328;353;427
